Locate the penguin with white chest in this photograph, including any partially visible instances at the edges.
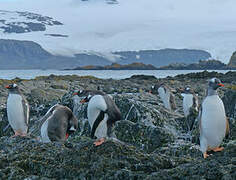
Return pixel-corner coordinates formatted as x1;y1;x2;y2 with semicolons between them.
40;104;78;142
74;90;121;146
150;83;176;111
199;78;229;158
181;87;199;130
73;89;106;103
6;83;29;137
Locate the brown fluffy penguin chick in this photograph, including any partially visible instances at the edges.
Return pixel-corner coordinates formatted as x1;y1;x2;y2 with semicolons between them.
40;104;78;142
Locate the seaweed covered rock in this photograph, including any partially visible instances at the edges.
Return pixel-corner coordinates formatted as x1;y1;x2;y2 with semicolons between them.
0;71;235;179
0;107;11;137
71;92;183;151
222;89;236;118
114;120;174;153
0;137;173;179
0;136;235;179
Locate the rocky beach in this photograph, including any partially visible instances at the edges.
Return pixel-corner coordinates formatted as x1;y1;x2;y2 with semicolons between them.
0;71;235;179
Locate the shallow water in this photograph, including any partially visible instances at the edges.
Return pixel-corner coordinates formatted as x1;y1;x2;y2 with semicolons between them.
0;69;233;80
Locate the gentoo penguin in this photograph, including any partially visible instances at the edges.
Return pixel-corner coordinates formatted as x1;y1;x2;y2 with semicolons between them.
40;104;78;142
150;83;176;111
6;83;29;137
199;78;229;158
181;87;199;130
74;90;121;146
73;89;105;103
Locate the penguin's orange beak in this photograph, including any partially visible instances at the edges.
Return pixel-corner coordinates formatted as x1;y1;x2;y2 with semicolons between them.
80;99;86;104
5;85;10;89
218;83;224;87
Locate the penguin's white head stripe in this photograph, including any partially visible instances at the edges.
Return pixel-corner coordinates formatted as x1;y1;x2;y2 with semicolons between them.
186;87;190;91
151;85;154;89
13;84;17;88
210;78;217;83
69;126;76;131
87;94;92;99
79;90;83;93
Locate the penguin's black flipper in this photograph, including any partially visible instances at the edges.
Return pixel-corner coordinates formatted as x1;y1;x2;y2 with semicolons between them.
91;111;105;139
225;117;230;139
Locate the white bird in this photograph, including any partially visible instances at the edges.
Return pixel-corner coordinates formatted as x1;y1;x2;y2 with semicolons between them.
150;83;176;111
6;83;29;137
181;87;199;130
199;78;229;158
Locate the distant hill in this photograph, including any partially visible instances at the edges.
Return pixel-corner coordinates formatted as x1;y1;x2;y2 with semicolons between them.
0;39;111;69
114;49;211;67
0;39;212;69
157;59;232;70
67;62;157;70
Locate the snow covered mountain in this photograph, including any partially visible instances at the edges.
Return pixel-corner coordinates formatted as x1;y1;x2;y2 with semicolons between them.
0;10;63;34
0;0;235;66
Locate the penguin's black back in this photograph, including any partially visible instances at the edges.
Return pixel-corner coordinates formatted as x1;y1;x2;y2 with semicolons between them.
103;95;122;125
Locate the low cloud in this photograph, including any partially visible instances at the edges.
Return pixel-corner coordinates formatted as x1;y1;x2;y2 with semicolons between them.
0;0;235;62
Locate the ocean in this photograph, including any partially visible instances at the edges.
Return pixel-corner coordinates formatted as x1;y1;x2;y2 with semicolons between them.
0;69;234;80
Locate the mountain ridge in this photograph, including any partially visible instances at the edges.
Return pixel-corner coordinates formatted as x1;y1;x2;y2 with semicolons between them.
228;51;236;68
0;39;213;69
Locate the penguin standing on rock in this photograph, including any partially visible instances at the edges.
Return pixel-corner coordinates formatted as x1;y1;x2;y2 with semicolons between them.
6;83;29;137
150;83;176;111
73;89;105;103
40;104;78;142
181;87;199;130
199;78;229;158
74;90;121;146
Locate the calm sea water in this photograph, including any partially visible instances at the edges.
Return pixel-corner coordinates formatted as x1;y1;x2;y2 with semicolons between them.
0;70;234;80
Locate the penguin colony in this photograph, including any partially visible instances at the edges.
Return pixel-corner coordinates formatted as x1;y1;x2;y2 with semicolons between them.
4;77;229;158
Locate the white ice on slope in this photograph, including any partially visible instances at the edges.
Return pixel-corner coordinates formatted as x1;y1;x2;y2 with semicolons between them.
0;0;235;63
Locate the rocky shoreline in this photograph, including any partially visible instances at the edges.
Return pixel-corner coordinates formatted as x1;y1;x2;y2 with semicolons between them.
0;71;235;179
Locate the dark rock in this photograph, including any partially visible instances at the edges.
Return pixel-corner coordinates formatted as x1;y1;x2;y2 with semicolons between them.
158;59;229;70
228;51;236;68
222;89;236;118
0;10;63;34
44;34;68;38
0;71;235;179
126;75;157;80
115;120;174;153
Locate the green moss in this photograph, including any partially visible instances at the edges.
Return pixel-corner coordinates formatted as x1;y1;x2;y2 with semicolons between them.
227;84;236;91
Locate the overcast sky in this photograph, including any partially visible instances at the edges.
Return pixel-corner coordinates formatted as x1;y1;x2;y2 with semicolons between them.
0;0;236;62
0;0;235;21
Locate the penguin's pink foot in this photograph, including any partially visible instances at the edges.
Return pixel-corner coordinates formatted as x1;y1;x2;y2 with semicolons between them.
203;152;210;159
11;131;22;138
94;138;105;146
212;147;224;152
11;132;28;138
